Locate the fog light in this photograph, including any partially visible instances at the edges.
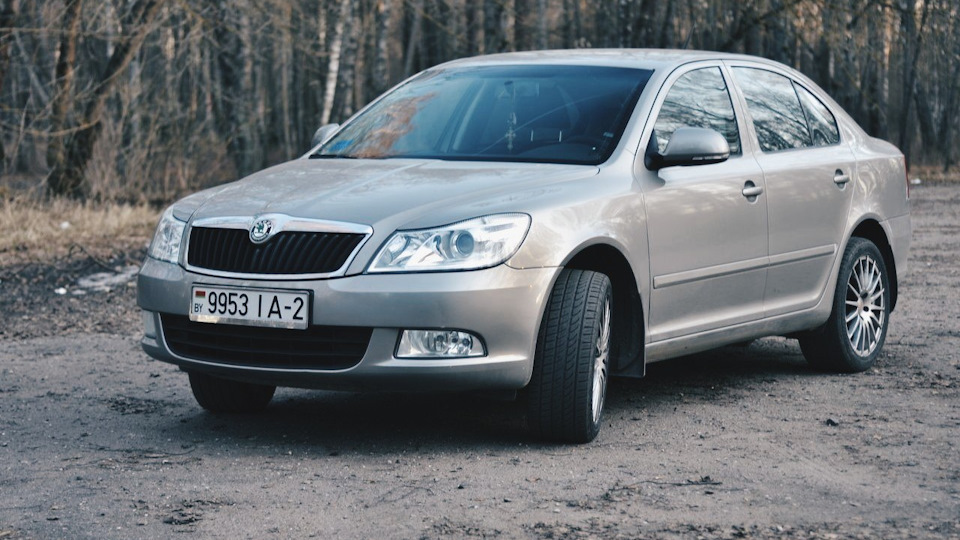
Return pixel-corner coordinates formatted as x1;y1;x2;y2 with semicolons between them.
396;329;485;359
141;310;157;339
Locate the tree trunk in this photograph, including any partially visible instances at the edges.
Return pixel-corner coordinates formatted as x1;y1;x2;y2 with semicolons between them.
372;0;392;95
632;0;651;47
47;0;162;199
45;0;83;182
465;1;480;55
212;7;243;177
321;0;349;124
659;0;676;47
594;0;614;47
764;0;789;63
403;0;423;76
814;2;833;96
617;0;632;48
562;0;582;48
897;0;929;166
913;84;937;157
938;59;959;171
515;0;531;50
235;7;262;175
483;0;506;53
334;0;358;121
279;2;294;160
420;0;441;68
0;0;17;165
537;0;547;49
871;4;891;139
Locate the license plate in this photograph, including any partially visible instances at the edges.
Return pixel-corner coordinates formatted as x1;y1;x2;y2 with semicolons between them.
189;286;310;330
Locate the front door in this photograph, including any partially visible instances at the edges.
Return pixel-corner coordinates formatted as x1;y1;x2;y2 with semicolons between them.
640;65;769;342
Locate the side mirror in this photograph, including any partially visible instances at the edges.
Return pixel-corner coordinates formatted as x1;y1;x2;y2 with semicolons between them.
645;127;730;170
311;123;340;148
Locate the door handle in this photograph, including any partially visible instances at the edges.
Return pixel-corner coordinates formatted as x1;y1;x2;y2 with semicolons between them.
742;181;763;199
834;170;851;186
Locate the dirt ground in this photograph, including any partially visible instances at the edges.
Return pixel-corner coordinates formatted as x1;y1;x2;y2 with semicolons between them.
1;184;958;540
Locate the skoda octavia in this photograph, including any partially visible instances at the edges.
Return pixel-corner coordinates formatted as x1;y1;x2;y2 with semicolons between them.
139;50;911;442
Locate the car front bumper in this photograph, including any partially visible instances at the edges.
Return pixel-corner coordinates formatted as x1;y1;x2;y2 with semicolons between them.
137;259;557;392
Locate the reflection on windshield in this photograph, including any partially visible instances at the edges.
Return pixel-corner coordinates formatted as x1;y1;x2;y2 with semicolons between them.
315;65;653;165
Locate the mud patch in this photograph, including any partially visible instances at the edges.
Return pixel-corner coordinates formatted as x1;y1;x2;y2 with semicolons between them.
162;499;230;528
76;265;140;293
0;248;145;339
105;395;168;415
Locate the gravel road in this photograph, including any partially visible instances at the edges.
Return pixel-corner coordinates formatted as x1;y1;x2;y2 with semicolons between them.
1;184;958;539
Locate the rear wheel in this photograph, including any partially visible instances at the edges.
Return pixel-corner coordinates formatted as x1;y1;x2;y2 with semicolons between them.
527;269;612;443
188;372;276;413
799;237;890;373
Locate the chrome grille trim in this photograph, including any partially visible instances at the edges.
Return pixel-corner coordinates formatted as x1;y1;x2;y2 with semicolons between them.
183;214;372;280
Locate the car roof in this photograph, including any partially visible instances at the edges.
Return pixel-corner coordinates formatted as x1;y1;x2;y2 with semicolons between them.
437;49;783;72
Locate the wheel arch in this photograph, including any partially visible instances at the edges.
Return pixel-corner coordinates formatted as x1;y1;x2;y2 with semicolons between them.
850;218;898;311
564;244;645;378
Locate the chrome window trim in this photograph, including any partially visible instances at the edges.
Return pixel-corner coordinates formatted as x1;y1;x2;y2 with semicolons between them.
723;61;847;150
183;214;373;280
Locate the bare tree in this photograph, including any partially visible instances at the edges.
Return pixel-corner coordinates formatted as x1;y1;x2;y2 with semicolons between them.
0;0;955;204
0;0;17;165
46;0;163;198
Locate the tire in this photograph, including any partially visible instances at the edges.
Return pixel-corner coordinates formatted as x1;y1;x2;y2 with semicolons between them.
527;269;612;443
188;372;276;413
799;237;891;373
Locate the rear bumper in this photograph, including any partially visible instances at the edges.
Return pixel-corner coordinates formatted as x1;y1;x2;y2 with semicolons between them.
138;259;557;392
884;213;911;277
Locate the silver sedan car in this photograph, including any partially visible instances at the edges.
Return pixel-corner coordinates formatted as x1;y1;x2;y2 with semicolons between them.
139;50;911;442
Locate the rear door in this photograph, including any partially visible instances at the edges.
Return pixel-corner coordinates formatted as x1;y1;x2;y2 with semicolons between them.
728;65;856;317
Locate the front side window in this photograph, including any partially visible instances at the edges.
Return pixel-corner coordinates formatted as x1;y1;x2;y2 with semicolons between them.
732;67;811;152
315;65;653;165
652;67;741;156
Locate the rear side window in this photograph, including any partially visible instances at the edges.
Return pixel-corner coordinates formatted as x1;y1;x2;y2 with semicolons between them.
732;67;810;152
796;84;840;146
653;67;741;156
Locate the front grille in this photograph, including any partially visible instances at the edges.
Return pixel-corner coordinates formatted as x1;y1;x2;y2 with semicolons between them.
187;227;364;275
161;314;371;370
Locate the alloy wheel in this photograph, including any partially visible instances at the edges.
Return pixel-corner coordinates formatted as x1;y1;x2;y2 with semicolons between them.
592;298;611;423
844;255;886;357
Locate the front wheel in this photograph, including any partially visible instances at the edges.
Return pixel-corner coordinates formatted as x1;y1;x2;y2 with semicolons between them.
799;237;891;373
527;269;612;443
188;372;276;413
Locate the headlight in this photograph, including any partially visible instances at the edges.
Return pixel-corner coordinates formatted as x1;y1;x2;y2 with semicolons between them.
368;213;531;273
147;207;187;264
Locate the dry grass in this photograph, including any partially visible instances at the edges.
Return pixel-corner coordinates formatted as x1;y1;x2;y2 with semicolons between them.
909;165;960;184
0;198;159;267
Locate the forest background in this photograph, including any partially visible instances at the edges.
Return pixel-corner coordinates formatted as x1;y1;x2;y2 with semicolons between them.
0;0;957;203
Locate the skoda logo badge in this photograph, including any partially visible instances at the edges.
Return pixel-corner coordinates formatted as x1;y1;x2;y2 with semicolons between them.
249;218;275;244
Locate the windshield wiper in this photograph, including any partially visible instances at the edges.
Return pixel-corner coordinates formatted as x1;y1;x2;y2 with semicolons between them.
309;153;358;159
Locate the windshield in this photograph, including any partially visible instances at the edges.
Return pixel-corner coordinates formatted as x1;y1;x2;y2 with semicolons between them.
314;65;653;165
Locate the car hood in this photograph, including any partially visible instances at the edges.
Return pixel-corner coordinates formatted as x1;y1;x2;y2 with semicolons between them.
188;158;599;228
